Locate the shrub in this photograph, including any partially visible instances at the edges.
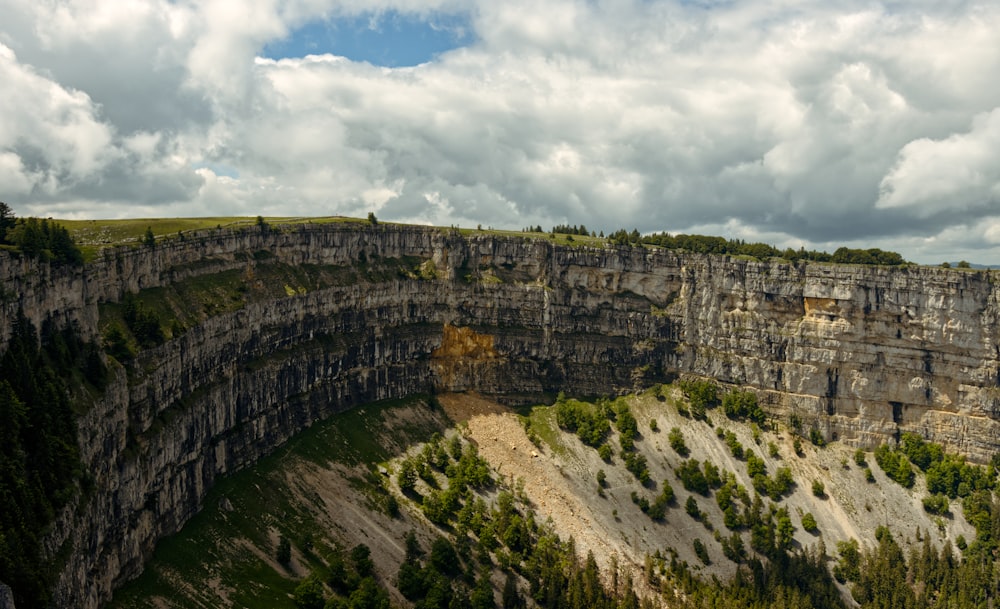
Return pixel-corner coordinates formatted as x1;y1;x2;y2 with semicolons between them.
397;459;417;493
812;479;825;497
801;512;818;533
703;461;722;489
292;578;325;609
722;390;765;423
624;451;650;485
648;484;675;521
853;448;867;466
874;444;914;487
351;543;374;577
922;494;950;515
746;454;767;479
616;406;639;442
771;467;794;498
809;428;826;447
693;539;710;565
679;379;718;420
668;427;689;456
721;532;746;563
556;399;611;447
385;494;400;518
724;431;744;460
685;496;701;520
677;459;709;494
429;536;461;576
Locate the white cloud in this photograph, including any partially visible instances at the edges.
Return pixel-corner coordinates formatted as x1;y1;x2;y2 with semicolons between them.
0;43;114;181
2;1;1000;263
877;109;1000;216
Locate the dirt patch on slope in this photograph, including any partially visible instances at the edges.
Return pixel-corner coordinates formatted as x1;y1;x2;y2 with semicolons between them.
438;393;642;584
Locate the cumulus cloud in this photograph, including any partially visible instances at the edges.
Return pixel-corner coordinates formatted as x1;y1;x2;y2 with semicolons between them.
878;109;1000;216
2;0;1000;262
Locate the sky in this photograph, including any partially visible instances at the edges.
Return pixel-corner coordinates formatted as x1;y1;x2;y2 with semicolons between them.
1;1;999;264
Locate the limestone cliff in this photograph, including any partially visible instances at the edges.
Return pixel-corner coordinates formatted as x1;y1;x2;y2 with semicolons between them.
2;222;1000;608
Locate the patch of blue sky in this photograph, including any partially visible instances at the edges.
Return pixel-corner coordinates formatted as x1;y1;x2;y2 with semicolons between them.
263;10;476;67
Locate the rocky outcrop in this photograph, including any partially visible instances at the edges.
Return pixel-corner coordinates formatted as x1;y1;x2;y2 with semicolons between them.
0;583;15;609
2;223;1000;607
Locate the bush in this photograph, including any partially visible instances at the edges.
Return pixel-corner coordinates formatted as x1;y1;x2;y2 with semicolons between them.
397;459;417;493
720;532;746;563
616;405;639;442
648;484;675;521
668;427;689;456
293;577;326;609
722;390;765;423
809;428;826;447
678;379;718;420
724;431;744;460
685;496;701;520
703;461;722;489
922;494;950;515
677;459;709;495
624;451;650;485
351;543;374;577
874;444;914;487
771;467;794;499
854;448;867;466
812;479;825;497
556;399;610;447
693;539;711;565
746;454;766;479
801;512;818;533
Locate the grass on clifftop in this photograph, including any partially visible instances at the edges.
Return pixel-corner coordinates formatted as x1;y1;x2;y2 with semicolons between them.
56;216;607;262
58;216;368;261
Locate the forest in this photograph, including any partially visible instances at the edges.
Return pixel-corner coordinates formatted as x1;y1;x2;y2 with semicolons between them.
0;311;106;607
0;203;83;266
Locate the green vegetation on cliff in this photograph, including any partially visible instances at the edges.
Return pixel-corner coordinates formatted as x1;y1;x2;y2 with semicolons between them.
0;203;82;265
0;311;105;607
606;227;907;265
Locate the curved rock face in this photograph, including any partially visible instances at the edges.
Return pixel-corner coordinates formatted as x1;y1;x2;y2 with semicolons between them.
2;223;1000;607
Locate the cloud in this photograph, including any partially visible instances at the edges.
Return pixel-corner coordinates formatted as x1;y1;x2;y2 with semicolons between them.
2;0;1000;263
877;109;1000;217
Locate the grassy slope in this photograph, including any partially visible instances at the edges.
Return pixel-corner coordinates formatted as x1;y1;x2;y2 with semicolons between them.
109;396;452;609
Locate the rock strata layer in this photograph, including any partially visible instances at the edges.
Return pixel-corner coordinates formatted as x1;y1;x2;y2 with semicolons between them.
2;223;1000;608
